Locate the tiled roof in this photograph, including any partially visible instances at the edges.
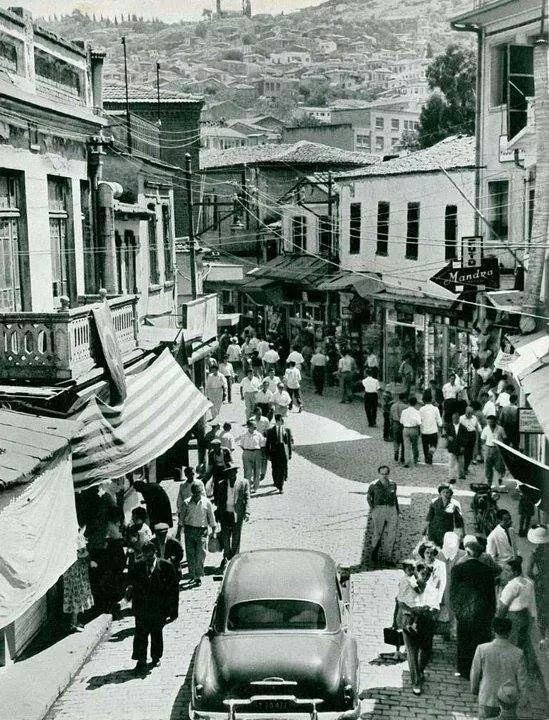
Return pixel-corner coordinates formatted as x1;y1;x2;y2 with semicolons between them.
103;84;203;104
200;141;380;170
336;135;476;179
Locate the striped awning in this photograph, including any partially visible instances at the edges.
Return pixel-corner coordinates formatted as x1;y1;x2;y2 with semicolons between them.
72;348;211;491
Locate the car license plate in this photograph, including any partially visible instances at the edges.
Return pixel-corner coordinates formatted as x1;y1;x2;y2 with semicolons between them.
251;699;294;712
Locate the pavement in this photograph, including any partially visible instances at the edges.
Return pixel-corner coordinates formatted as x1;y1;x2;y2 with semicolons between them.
23;380;546;720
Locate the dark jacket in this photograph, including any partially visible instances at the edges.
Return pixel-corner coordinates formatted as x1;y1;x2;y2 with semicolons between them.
133;481;173;528
450;557;496;623
445;421;468;456
425;496;464;546
152;536;184;567
265;425;293;461
204;447;232;481
214;477;250;524
129;557;179;623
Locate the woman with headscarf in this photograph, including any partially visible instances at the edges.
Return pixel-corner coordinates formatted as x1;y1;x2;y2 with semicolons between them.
438;531;466;640
497;556;538;672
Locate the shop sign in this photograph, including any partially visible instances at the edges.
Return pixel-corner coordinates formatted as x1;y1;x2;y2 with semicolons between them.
461;236;484;266
519;407;543;434
431;257;500;293
181;293;218;342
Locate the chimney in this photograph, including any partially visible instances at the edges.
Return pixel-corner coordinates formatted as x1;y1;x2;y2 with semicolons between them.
90;50;106;109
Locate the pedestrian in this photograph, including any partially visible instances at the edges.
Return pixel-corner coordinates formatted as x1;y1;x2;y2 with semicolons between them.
205;366;227;420
272;381;292;418
284;360;303;412
238;418;265;493
218;329;231;359
251;405;271;482
213;463;250;570
486;510;518;566
127;506;154;566
481;390;497;421
429;379;444;410
199;421;221;464
526;525;549;641
63;524;94;632
391;559;422;660
442;371;461;423
133;479;174;528
179;481;217;587
98;512;127;617
497;556;537;672
367;465;399;565
445;410;466;482
176;468;195;541
416;541;447;611
496;384;514;411
264;366;281;394
470;617;527;720
219;422;235;454
226;337;242;380
250;349;263;377
152;522;184;578
365;347;379;373
419;389;442;464
481;415;506;490
255;378;275;419
390;392;408;463
203;438;231;493
265;413;294;493
362;368;380;427
424;484;464;547
262;343;280;374
450;536;496;679
338;349;356;403
240;368;261;420
438;531;466;640
256;334;270;361
218;356;235;404
310;346;328;395
400;396;421;467
499;394;519;449
127;541;179;674
458;405;481;476
401;563;436;696
286;345;305;369
398;355;415;392
381;385;393;442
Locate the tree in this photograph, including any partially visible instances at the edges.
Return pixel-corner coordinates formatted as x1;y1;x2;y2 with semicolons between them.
399;129;420;152
222;49;244;61
416;43;476;148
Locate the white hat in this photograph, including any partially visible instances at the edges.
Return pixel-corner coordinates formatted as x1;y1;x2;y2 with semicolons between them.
527;525;549;545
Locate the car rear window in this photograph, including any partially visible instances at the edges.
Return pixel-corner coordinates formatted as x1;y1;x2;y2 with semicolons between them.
227;599;326;631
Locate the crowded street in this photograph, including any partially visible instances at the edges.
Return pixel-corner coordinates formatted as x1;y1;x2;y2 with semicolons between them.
44;378;546;720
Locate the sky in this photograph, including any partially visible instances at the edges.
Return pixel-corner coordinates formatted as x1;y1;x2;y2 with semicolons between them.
13;0;327;22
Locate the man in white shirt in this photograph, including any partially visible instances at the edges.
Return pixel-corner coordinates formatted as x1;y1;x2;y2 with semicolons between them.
238;419;266;493
366;348;379;371
255;379;275;419
496;384;512;410
286;346;305;369
442;371;460;423
361;369;380;427
480;415;506;489
226;338;242;379
283;361;303;412
262;344;280;373
256;336;270;359
400;397;422;467
310;347;328;395
419;390;442;465
218;357;235;404
240;368;262;419
264;367;281;394
459;406;481;476
338;351;357;403
251;406;271;481
486;510;517;565
272;382;292;417
480;391;497;420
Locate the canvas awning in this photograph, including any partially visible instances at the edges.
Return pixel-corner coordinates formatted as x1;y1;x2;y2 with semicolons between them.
139;325;182;351
505;333;549;381
218;313;240;327
522;363;549;440
495;441;548;510
72;348;211;491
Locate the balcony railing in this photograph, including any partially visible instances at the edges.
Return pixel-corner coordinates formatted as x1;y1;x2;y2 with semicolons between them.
35;76;85;106
0;295;138;382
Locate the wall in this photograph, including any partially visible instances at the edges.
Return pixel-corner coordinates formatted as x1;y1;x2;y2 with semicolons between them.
282;124;355;151
338;169;476;298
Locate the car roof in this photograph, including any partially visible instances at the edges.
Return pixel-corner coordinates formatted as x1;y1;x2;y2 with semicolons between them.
218;549;341;628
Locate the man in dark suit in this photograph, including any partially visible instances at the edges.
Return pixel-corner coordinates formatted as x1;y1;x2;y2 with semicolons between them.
445;410;467;483
213;464;250;570
265;414;294;493
152;522;184;579
127;541;179;674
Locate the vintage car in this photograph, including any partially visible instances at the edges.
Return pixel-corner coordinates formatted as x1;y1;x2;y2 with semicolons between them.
190;548;360;720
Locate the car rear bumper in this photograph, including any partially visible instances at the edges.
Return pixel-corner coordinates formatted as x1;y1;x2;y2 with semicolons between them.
189;704;361;720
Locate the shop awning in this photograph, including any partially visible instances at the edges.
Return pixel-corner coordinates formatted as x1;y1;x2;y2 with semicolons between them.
522;363;549;440
0;411;76;491
249;254;331;284
486;290;524;313
315;271;383;297
505;333;549;380
139;325;182;351
72;348;211;491
372;288;455;312
218;313;240;327
495;441;548;510
241;276;284;305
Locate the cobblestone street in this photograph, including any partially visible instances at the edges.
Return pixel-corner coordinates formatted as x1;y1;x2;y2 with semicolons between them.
46;381;545;720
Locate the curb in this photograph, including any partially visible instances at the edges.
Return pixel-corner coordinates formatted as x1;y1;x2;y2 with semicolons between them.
4;613;112;720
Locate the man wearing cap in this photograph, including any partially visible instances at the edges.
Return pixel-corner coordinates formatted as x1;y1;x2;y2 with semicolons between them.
265;414;294;493
213;464;250;569
470;617;527;719
179;481;217;586
238;419;265;493
152;523;184;580
272;382;291;418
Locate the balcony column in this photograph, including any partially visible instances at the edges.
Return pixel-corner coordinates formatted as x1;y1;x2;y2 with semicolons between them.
97;181;122;294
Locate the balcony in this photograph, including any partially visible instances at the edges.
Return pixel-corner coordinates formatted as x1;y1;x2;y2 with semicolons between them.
0;295;138;382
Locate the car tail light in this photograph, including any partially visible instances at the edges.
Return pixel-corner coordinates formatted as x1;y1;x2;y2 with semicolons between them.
195;684;204;698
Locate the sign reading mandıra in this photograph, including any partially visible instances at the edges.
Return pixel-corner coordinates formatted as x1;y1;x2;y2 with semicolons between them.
431;257;500;294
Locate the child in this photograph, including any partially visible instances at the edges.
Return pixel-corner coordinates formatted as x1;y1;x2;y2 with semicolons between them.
518;486;535;537
219;422;235;453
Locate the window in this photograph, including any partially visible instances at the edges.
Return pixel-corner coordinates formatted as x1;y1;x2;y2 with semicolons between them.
318;215;332;256
0;33;19;73
0;171;23;311
391;118;399;131
227;599;326;631
356;134;371;150
147;203;159;284
488;180;509;241
508;45;534;139
490;44;508;107
162;204;173;280
48;176;75;302
376;201;390;256
375;116;384;129
406;202;420;260
391;137;399;147
349;202;361;255
375;136;384;151
291;215;307;252
80;180;96;294
444;205;458;260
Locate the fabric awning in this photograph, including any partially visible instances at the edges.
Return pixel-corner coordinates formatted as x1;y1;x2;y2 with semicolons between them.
249;254;331;284
495;441;548;510
522;363;549;439
72;348;211;491
139;325;182;351
314;271;382;296
218;313;240;327
506;334;549;380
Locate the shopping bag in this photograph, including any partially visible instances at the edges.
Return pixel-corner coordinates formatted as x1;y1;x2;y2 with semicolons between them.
208;534;221;553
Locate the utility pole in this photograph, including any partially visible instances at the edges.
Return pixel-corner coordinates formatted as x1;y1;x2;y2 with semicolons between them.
520;32;549;333
327;171;333;257
121;36;132;153
156;60;161;126
185;153;198;299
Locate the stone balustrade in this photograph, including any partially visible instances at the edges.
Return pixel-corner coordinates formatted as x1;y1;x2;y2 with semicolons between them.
0;295;139;382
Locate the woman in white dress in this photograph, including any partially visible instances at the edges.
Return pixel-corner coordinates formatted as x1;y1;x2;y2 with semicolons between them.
205;366;227;420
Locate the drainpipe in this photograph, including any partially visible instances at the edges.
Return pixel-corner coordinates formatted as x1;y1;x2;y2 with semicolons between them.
97;181;123;294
